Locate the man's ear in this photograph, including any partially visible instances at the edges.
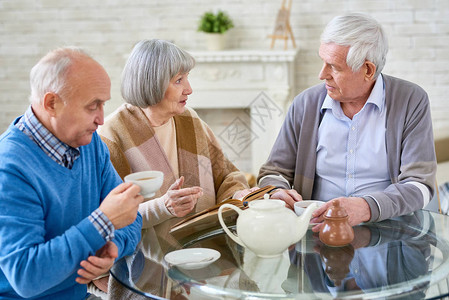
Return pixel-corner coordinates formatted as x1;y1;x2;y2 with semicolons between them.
365;61;377;81
42;92;59;116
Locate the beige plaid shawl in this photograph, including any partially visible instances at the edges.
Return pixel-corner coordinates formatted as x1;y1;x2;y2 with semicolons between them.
99;104;249;230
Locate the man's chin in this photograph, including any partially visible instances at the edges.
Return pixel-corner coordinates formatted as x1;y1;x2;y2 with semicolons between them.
73;134;94;148
326;91;341;101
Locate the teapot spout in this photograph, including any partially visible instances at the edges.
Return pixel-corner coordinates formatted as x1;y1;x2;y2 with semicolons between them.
293;203;319;243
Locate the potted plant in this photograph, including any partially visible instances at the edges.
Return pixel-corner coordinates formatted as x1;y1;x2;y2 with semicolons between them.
198;10;234;51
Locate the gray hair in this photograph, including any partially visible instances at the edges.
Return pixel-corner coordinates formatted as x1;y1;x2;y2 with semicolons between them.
29;47;91;104
321;13;388;79
121;39;195;108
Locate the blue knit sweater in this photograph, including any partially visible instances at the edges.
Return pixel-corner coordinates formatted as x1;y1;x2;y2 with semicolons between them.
0;119;142;299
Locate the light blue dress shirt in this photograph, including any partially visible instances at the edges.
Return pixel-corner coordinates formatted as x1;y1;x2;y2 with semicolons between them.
312;75;391;201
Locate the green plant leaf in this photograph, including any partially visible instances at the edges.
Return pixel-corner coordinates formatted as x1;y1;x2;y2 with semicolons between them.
198;10;234;33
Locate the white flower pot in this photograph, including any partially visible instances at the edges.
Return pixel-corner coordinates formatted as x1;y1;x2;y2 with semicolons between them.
205;33;226;51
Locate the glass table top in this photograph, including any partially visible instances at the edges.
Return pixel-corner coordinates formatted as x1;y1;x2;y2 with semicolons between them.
110;210;449;299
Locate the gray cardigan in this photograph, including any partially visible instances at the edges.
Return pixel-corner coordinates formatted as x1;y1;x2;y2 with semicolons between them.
258;74;437;222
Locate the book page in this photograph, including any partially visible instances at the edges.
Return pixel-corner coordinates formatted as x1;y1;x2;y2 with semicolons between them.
169;185;276;235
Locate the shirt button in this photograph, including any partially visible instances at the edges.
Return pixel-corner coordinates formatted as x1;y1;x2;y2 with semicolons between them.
352;126;356;131
348;174;353;178
350;149;354;154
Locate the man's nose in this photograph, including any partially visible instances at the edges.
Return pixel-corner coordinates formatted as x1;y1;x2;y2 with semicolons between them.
95;107;104;126
319;64;330;80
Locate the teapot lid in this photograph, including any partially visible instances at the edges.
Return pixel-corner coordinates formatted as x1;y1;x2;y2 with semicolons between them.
324;200;348;218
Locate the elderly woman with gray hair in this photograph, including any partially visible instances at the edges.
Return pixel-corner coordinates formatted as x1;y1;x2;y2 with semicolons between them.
99;39;253;230
94;39;255;297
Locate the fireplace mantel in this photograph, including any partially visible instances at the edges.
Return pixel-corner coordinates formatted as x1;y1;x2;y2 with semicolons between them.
190;50;298;63
188;49;298;110
187;49;299;176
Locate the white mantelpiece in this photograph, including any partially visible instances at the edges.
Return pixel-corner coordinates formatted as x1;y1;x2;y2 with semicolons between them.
188;49;299;176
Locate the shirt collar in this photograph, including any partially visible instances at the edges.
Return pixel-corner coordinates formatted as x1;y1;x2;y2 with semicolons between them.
17;106;80;168
321;74;385;114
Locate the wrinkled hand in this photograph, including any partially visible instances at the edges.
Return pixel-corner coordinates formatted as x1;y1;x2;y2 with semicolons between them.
99;182;144;229
311;197;371;232
270;188;302;210
76;241;118;285
164;176;203;217
233;187;260;200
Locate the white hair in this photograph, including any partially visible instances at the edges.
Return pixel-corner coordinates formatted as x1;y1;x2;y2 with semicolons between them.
321;13;388;79
121;39;195;108
29;47;91;104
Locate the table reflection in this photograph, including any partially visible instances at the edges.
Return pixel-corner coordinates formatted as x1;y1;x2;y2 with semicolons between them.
288;211;436;299
110;210;449;299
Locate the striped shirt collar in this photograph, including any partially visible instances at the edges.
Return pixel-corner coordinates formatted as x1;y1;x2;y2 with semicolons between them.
15;106;80;169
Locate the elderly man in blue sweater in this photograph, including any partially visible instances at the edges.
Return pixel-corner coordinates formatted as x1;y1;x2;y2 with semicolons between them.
0;47;144;299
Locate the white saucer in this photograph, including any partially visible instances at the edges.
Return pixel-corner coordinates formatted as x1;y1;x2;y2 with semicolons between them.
164;248;221;270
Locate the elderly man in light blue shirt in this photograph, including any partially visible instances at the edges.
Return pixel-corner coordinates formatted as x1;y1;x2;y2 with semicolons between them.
314;75;391;200
258;13;436;228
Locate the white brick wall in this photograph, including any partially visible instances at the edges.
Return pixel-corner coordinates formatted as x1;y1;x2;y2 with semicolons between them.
1;0;448;134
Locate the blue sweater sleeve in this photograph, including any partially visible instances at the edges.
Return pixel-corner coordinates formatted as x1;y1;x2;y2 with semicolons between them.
113;213;142;258
98;136;142;258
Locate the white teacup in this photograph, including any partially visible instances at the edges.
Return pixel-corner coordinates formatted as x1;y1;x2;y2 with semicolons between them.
124;171;164;198
294;200;325;216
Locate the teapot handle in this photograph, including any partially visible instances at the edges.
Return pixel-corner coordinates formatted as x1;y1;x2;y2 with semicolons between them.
218;204;245;248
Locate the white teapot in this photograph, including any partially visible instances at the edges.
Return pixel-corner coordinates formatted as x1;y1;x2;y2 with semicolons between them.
218;197;319;257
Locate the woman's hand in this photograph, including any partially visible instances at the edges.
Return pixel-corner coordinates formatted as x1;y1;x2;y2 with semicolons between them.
163;176;203;217
233;187;260;200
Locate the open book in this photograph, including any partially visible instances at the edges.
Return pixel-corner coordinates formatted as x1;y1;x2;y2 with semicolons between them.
169;185;277;237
